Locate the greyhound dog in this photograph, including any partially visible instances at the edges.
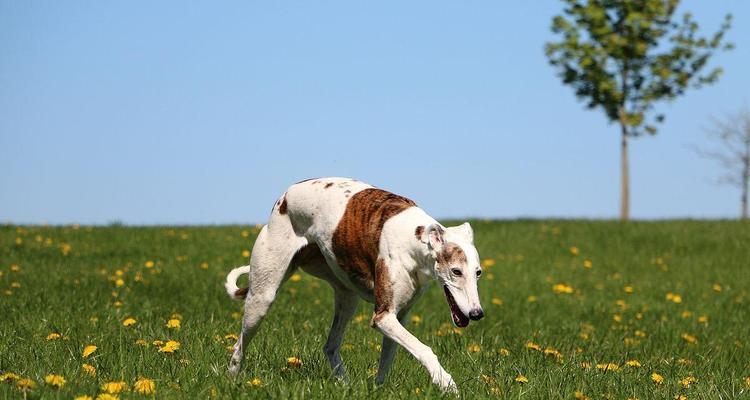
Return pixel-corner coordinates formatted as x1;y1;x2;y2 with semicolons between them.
224;177;484;392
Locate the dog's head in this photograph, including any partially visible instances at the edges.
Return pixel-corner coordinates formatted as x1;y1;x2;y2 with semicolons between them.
421;223;484;328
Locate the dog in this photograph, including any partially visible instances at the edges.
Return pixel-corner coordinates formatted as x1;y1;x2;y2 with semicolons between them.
224;177;484;392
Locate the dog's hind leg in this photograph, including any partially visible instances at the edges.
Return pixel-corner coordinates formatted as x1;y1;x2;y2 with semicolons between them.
323;288;359;378
228;221;307;375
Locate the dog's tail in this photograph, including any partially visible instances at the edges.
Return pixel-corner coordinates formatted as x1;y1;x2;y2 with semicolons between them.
225;265;251;300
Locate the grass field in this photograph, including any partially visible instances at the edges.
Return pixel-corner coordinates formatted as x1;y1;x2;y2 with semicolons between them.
2;220;750;399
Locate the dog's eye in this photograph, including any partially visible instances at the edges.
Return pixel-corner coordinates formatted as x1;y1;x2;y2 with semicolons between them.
476;270;482;277
451;268;463;277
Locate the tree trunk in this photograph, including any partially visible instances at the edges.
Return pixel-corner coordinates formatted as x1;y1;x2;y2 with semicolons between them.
620;124;630;221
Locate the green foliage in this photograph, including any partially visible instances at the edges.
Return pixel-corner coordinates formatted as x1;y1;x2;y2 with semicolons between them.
2;221;750;399
545;0;733;136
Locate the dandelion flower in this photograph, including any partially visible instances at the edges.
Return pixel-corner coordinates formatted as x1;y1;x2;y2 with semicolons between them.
82;345;97;358
625;360;642;368
498;348;510;356
624;286;634;294
242;250;251;258
582;259;592;269
527;295;538;302
680;376;697;388
10;282;21;288
46;332;62;341
569;246;579;255
467;343;481;353
248;378;262;387
289;273;302;282
158;340;180;353
135;339;148;346
574;391;590;400
16;378;36;390
115;278;124;287
1;372;20;382
596;363;619;372
681;333;698;344
44;374;66;388
410;315;422;325
553;283;574;294
82;363;96;376
122;317;137;327
74;396;93;400
525;341;541;351
286;357;303;367
96;393;120;400
491;297;503;305
481;259;496;267
101;381;127;394
744;376;750;389
514;375;529;383
698;315;709;324
712;283;722;292
166;319;181;329
651;373;664;384
134;378;156;395
145;260;154;268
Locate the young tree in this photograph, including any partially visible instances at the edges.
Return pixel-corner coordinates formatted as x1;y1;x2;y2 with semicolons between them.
694;108;750;220
545;0;732;220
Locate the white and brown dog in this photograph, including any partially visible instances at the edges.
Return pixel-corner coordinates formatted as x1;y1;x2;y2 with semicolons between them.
225;177;484;392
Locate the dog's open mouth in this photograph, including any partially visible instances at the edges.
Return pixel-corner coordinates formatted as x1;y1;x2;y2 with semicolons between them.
443;285;470;328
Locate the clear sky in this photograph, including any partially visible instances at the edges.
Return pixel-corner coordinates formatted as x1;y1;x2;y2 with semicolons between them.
2;1;749;225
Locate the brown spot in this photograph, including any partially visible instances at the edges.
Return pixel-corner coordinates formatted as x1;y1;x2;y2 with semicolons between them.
344;190;351;194
234;287;249;299
331;188;416;305
414;226;424;242
372;258;393;324
279;196;288;214
435;243;468;271
325;182;334;189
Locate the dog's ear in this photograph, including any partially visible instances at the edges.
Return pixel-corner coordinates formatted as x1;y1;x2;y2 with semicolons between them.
425;224;445;253
447;222;474;243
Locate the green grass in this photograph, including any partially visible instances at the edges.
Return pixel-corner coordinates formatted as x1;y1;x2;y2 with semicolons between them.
2;220;750;399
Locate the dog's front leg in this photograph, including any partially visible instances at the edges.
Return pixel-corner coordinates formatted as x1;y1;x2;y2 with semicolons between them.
372;312;457;393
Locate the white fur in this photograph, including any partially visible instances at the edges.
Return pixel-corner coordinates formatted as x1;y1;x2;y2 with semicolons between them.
224;178;483;394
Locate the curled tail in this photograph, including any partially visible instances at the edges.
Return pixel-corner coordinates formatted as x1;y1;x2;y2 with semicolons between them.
225;266;251;300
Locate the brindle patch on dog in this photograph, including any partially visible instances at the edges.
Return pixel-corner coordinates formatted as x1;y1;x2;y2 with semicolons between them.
325;182;334;189
414;226;424;242
331;188;416;304
435;243;468;272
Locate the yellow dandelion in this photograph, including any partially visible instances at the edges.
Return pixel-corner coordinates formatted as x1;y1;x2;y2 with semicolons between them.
745;376;750;389
1;372;20;382
467;343;481;353
158;340;180;353
624;285;634;294
651;373;664;384
135;339;148;346
527;295;538;302
613;314;622;323
101;381;127;394
11;264;21;272
498;348;510;356
596;363;619;372
200;262;209;270
286;357;303;367
525;341;541;351
166;318;181;329
152;339;164;347
145;260;154;268
698;315;709;323
248;378;262;387
134;377;156;395
491;297;503;305
481;258;496;267
569;246;579;255
82;344;98;358
680;376;697;388
242;250;251;257
625;360;642;368
46;332;62;341
82;363;96;376
224;333;239;341
582;259;592;269
115;278;125;287
44;374;66;388
574;391;590;400
712;283;722;292
289;273;302;282
410;314;422;325
16;378;36;390
514;375;529;383
635;329;647;338
96;393;118;400
10;282;21;288
580;362;592;369
553;283;574;294
122;317;137;327
681;333;698;344
74;396;93;400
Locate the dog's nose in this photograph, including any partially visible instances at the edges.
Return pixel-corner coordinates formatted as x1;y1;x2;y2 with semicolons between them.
468;308;484;321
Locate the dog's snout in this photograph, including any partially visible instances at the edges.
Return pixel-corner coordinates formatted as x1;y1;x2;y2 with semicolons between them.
468;308;484;321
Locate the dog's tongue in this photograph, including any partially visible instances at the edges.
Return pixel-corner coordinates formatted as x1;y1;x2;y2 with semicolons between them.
444;286;470;328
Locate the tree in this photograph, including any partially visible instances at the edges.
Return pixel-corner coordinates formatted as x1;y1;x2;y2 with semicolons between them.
545;0;732;220
694;107;750;220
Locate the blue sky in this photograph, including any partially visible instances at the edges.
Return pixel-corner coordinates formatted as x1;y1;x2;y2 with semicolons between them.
1;1;749;224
